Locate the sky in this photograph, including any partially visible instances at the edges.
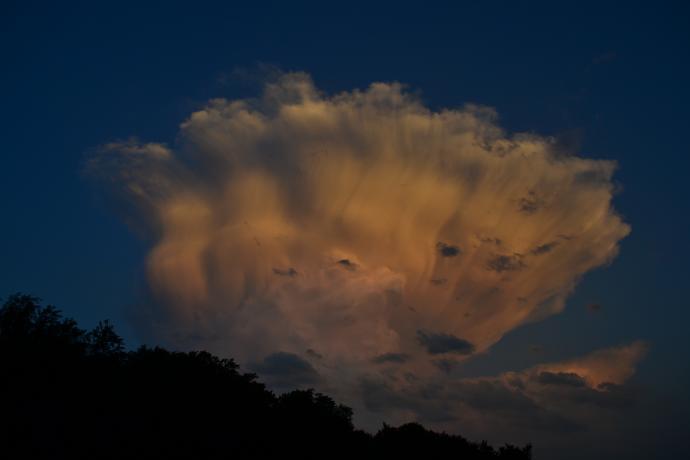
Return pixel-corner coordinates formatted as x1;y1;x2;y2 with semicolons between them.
2;1;689;458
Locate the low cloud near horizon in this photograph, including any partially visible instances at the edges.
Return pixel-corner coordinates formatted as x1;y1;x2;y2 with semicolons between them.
90;72;643;446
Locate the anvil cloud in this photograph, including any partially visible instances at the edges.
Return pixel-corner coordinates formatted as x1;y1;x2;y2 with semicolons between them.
91;72;635;431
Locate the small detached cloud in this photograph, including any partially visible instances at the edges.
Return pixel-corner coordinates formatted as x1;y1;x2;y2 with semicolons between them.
533;341;648;388
417;330;475;355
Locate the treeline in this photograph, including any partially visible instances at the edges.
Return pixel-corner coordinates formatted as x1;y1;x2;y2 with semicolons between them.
0;294;532;459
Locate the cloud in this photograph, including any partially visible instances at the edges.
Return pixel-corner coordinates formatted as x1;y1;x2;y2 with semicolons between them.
517;191;544;214
536;371;587;387
336;259;358;271
251;351;320;389
531;241;559;256
351;342;649;452
372;352;410;364
451;379;573;430
436;242;461;257
273;267;298;277
532;341;648;388
305;348;323;359
359;377;410;413
90;72;633;439
417;330;475;355
432;358;458;374
486;254;526;273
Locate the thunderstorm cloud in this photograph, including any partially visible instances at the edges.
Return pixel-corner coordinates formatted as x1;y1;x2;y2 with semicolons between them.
90;72;634;433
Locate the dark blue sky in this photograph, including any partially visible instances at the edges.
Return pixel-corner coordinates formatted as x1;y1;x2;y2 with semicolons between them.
2;0;689;431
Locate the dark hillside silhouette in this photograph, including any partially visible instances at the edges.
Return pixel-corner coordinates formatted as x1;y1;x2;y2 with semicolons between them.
0;293;532;459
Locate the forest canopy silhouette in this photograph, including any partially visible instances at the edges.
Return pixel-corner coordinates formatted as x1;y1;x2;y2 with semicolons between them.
0;293;531;459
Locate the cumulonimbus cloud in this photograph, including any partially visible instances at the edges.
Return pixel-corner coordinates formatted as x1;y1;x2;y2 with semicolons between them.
90;72;633;428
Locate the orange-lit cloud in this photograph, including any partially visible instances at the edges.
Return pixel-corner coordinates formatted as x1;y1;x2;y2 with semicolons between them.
356;341;649;450
531;340;648;388
91;72;634;426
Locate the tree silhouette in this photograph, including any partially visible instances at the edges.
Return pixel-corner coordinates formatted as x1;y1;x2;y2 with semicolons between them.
0;293;532;459
86;320;124;356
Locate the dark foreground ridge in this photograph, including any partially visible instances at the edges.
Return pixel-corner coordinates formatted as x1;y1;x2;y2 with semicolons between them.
0;294;532;459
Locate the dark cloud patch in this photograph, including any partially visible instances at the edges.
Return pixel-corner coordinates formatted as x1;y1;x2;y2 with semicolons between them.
532;378;636;410
454;380;582;432
536;371;587;388
530;241;558;256
252;352;319;388
436;242;461;257
359;378;457;422
417;330;475;355
429;278;447;286
433;358;457;374
518;191;544;214
372;352;410;364
565;383;636;409
486;254;526;273
360;378;409;413
454;380;536;413
336;259;357;271
506;376;526;390
403;372;418;383
305;348;323;359
273;267;298;277
597;382;618;391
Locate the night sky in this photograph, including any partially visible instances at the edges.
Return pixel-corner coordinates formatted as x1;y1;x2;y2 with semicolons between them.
2;2;689;458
